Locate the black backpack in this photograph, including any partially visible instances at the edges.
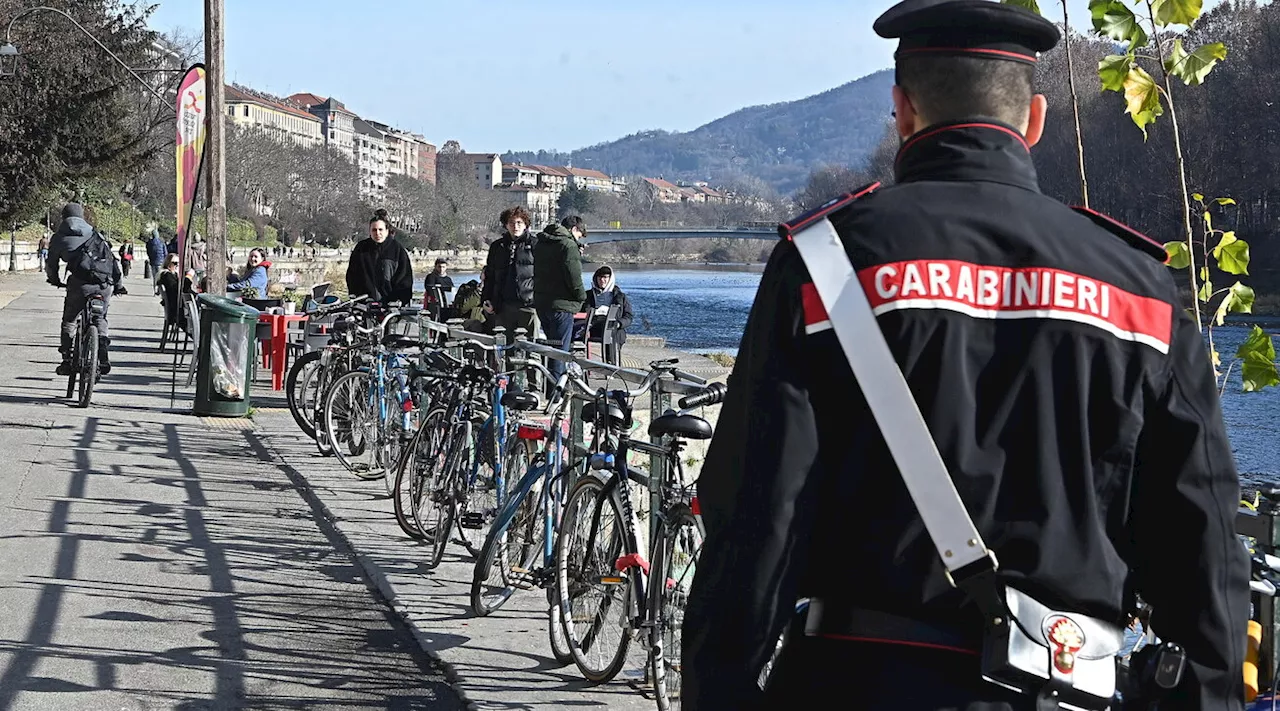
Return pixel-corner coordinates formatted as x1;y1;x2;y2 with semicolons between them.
68;231;116;285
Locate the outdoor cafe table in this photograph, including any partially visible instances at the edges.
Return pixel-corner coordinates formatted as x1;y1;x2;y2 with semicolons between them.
257;312;307;391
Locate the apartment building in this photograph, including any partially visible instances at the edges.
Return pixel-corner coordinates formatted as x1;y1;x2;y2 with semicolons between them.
528;165;570;196
502;164;541;187
225;85;323;148
354;119;388;197
289;93;358;160
462;153;503;189
417;140;438;184
496;186;556;228
565;166;613;192
641;177;682;204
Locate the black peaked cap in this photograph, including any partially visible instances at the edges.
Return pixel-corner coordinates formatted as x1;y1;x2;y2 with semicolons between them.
874;0;1061;65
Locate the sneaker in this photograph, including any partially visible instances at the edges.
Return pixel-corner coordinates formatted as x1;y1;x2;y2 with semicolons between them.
98;363;112;376
56;361;74;376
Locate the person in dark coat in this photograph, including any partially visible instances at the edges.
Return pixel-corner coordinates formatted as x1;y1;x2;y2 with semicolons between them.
145;228;167;293
345;215;414;305
480;206;538;342
682;2;1248;710
118;241;134;277
46;203;123;375
422;258;454;320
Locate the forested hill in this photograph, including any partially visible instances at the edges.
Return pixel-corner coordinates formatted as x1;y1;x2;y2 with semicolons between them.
503;69;895;195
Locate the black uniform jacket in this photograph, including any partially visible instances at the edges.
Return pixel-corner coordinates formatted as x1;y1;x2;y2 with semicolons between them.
683;121;1248;711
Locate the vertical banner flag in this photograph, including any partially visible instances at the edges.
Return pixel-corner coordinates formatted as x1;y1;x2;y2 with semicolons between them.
175;64;208;278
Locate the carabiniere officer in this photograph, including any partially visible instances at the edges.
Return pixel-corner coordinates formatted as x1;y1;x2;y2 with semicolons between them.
682;0;1249;709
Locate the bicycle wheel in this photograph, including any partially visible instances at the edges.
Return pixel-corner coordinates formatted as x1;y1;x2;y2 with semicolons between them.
78;324;98;408
457;419;517;557
548;593;574;665
471;470;545;616
556;473;634;682
392;407;445;539
650;506;703;711
380;380;413;499
286;350;322;439
323;370;383;480
427;421;469;569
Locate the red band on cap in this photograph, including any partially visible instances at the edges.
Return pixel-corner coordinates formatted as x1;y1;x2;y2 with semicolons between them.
898;47;1038;63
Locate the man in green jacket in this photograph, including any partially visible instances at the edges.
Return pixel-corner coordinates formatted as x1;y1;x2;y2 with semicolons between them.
533;215;588;382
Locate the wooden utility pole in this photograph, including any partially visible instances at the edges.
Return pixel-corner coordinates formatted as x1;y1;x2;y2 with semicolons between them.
204;0;227;295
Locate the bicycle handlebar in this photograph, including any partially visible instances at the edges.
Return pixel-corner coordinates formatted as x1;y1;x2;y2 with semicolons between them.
678;381;727;409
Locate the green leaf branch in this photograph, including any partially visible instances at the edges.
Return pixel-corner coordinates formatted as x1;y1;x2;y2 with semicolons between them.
1164;195;1278;392
1087;0;1276;391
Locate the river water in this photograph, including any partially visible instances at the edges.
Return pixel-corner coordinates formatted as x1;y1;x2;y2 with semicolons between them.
438;265;1278;481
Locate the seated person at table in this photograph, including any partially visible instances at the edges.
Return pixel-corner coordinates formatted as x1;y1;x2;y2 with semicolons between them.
157;254;196;326
574;265;633;352
227;248;270;294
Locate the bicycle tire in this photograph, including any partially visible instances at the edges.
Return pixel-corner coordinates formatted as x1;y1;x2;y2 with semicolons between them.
548;594;574;665
458;422;520;558
556;472;634;682
471;478;544;616
427;421;469;569
78;325;98;408
408;408;454;559
391;407;446;540
286;350;323;439
649;505;702;711
323;370;383;480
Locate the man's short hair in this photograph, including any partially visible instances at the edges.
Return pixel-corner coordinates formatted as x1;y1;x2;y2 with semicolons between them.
897;55;1034;127
435;258;448;266
561;215;587;237
500;206;532;227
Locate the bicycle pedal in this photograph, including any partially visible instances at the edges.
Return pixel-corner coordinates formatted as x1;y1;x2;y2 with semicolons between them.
460;512;487;529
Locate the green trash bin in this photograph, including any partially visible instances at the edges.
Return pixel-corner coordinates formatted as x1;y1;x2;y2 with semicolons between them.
193;294;260;417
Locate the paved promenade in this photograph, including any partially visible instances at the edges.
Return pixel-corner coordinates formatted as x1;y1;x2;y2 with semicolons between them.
0;272;460;710
0;269;727;710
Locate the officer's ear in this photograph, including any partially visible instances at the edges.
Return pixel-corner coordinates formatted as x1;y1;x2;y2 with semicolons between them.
1025;94;1048;147
891;85;919;139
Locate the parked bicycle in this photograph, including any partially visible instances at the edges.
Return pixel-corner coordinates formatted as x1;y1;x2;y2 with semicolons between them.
554;362;725;710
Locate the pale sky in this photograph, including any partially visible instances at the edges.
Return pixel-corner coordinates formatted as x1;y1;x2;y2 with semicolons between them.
145;0;1220;153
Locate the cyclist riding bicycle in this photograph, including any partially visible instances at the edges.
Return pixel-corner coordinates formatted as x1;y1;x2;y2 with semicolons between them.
46;203;127;376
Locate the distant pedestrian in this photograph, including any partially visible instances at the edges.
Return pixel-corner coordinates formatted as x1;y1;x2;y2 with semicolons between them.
186;232;208;280
37;233;49;270
422;258;454;320
575;264;633;361
533;215;587;380
118;241;134;277
145;228;167;295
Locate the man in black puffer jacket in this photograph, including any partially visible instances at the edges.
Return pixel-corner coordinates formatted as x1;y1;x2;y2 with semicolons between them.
346;214;415;306
46;203;123;376
481;206;538;342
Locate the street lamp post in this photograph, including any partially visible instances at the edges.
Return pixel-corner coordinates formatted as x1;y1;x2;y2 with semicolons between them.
0;43;16;78
1;6;171;105
9;224;16;273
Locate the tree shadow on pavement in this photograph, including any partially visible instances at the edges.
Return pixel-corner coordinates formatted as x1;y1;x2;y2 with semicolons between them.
0;416;464;711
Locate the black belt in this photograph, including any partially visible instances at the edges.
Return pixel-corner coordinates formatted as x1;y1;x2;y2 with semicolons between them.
802;600;979;655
